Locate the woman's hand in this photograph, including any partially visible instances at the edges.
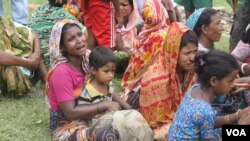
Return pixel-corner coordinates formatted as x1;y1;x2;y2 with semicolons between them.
237;107;250;121
28;30;41;69
28;53;40;69
0;51;38;69
238;110;250;125
234;77;250;87
232;77;250;94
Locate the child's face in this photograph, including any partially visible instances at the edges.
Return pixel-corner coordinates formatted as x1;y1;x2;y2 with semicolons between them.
61;26;87;57
93;62;116;85
212;70;239;95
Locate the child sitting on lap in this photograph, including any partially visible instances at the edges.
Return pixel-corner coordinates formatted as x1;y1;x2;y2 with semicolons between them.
78;46;153;141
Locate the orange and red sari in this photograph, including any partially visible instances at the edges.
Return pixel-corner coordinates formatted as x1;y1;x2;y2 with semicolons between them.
122;0;169;94
140;22;196;129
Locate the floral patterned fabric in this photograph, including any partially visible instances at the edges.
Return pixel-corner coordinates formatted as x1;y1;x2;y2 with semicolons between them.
168;83;221;141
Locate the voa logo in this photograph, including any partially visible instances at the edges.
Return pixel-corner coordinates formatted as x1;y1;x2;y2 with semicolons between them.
226;129;246;136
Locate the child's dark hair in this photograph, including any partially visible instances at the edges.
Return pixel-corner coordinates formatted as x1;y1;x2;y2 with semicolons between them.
241;24;250;44
60;22;81;48
180;30;198;48
193;8;219;37
194;51;239;86
89;46;116;69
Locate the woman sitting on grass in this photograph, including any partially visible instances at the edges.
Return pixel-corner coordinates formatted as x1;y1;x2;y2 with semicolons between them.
0;16;41;96
46;19;153;141
122;16;198;139
122;0;169;107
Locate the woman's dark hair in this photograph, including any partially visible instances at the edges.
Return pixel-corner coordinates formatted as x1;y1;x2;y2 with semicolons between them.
180;30;198;48
89;46;117;69
129;0;134;8
48;0;67;7
60;23;81;56
194;51;239;86
193;8;219;37
241;24;250;44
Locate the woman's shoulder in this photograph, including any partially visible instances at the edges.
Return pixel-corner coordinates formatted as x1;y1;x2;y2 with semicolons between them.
50;63;76;78
183;84;214;112
52;63;70;73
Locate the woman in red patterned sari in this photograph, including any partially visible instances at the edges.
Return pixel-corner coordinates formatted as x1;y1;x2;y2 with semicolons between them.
122;0;199;140
140;22;198;140
122;0;169;98
122;4;198;140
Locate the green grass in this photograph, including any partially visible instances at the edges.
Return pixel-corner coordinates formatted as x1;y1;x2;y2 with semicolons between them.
214;0;232;12
215;36;230;52
213;0;233;52
0;0;232;140
1;1;49;141
0;97;50;141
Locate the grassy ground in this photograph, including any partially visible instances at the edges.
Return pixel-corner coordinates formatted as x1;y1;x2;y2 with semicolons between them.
0;0;232;141
214;0;232;12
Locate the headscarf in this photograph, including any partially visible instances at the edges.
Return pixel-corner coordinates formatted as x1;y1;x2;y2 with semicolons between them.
119;0;139;53
121;0;169;94
28;1;82;69
186;8;205;29
46;19;90;94
140;22;196;127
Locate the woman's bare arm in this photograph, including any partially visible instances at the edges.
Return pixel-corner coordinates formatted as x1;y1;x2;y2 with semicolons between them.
60;100;121;120
0;31;41;69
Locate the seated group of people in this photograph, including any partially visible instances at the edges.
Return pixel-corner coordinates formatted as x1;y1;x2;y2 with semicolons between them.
1;0;250;141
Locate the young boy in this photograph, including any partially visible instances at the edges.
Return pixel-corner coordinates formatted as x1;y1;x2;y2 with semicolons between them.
78;46;154;141
78;46;131;110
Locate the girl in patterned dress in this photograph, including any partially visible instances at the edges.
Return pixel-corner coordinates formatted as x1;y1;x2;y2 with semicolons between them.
168;51;250;141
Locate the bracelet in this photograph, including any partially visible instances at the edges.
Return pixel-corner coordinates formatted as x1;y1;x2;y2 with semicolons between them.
241;63;248;74
236;109;241;120
226;115;231;123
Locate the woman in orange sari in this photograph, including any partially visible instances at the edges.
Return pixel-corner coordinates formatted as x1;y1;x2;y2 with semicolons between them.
140;22;198;140
122;0;169;99
122;0;198;140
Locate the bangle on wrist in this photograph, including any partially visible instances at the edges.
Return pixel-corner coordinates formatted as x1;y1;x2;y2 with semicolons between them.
226;115;231;123
236;109;241;120
241;63;248;74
